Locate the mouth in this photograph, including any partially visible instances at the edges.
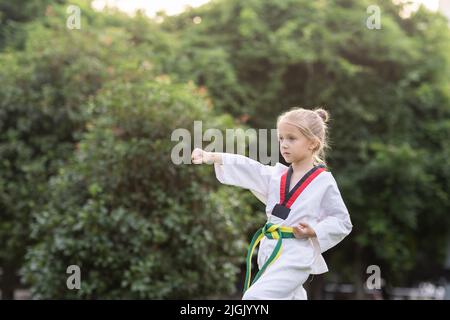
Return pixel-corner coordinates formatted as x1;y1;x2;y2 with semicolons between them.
282;152;290;156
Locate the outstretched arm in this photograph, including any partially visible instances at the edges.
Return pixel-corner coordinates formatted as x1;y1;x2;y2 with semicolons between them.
191;148;274;204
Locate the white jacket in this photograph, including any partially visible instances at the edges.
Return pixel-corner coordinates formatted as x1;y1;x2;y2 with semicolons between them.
214;153;353;274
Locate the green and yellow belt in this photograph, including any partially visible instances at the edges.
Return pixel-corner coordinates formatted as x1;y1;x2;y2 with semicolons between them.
243;222;295;293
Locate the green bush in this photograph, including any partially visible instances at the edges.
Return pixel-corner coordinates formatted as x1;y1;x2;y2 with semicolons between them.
22;78;260;299
0;0;192;297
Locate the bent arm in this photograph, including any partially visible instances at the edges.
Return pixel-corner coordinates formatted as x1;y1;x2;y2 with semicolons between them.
312;181;353;253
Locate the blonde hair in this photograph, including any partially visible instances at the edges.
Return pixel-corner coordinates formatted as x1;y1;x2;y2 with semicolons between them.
276;107;330;166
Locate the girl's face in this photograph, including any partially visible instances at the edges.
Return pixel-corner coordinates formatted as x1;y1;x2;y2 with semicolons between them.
277;121;316;164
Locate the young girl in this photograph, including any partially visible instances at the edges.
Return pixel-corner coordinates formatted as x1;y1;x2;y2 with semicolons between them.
191;107;352;300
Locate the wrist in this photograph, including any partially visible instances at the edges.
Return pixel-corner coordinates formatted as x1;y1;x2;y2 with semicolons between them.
204;151;213;164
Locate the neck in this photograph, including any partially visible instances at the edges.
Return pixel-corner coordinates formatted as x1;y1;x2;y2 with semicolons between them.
291;157;314;174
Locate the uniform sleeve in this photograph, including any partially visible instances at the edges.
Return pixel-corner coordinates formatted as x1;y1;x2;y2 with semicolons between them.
312;176;353;253
214;153;275;203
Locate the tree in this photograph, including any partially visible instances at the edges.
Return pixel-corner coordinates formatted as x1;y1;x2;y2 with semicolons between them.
165;0;450;295
0;0;179;298
21;77;260;298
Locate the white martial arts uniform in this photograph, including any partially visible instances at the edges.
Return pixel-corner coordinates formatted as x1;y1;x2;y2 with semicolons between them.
214;153;353;300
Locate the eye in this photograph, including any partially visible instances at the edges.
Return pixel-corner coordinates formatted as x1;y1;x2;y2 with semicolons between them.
279;136;296;142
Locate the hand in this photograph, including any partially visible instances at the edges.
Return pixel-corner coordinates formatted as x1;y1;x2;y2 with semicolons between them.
293;222;316;239
191;148;211;164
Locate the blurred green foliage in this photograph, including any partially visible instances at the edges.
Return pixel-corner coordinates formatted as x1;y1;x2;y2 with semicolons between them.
21;78;260;298
164;0;450;289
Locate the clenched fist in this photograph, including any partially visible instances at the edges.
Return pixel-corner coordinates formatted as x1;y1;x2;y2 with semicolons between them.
293;222;316;239
191;148;212;164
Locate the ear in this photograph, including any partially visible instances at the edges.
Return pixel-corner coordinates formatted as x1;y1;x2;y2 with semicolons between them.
308;139;319;151
308;138;318;151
